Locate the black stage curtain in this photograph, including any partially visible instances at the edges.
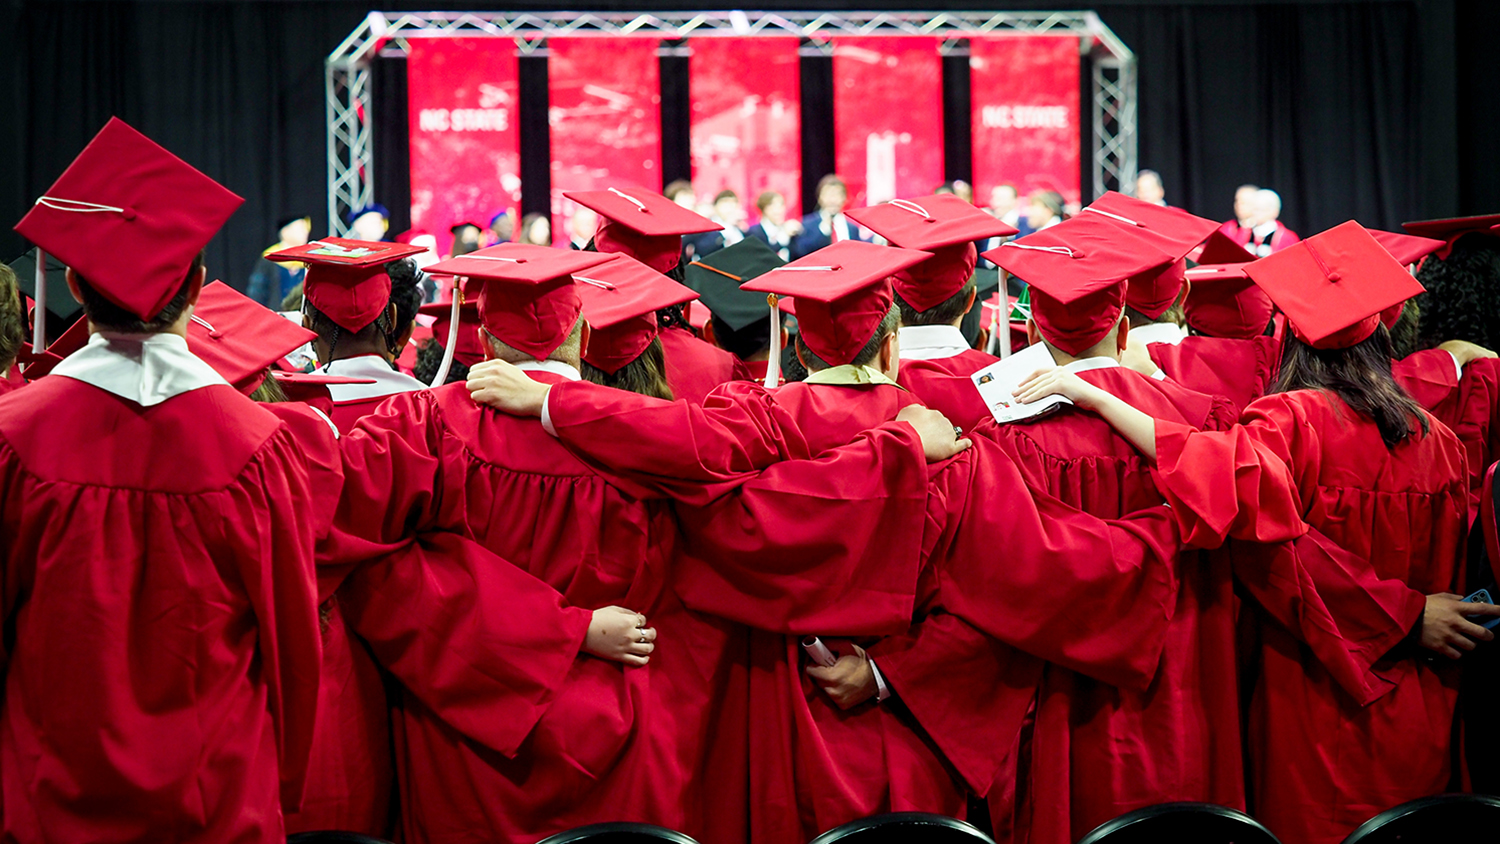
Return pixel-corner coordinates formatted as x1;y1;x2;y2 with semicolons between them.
1;0;1490;290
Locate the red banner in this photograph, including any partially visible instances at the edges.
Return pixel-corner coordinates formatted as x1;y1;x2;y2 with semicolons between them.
689;37;802;224
970;35;1082;209
548;37;662;246
407;38;521;259
831;37;945;208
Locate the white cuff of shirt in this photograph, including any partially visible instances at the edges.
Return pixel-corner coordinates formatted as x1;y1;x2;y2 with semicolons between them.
869;658;892;703
1450;351;1464;381
540;387;558;437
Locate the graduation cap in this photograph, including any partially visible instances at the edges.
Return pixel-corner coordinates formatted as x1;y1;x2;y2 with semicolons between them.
8;248;83;339
15;310;91;381
844;195;1018;312
683;237;786;332
185;281;318;394
346;203;390;224
1400;213;1500;260
1080;192;1220;320
985;215;1176;356
564;187;720;274
1182;263;1273;340
424;243;611;361
1195;229;1257;265
575;254;698;375
1366;228;1444;268
266;238;425;333
13;117;244;324
741;240;929;367
1245;221;1424;350
418;297;485;368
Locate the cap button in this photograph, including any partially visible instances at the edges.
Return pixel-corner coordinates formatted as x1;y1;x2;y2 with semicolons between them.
121;207;137;221
1328;272;1342;282
1070;250;1086;259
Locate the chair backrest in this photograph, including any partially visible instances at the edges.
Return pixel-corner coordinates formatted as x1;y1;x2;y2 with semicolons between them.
1340;794;1500;844
1075;802;1281;844
286;833;395;844
808;812;995;844
532;822;701;844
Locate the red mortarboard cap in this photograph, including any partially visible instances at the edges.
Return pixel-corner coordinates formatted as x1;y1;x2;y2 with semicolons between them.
1245;221;1425;350
16;315;90;381
1080;192;1219;319
564;187;720;274
14;118;244;321
741;240;929;366
1183;263;1274;339
1195;229;1257;265
425;243;611;360
575;254;698;374
845;195;1017;313
1400;214;1500;260
418;298;486;368
1367;228;1445;268
267;238;425;333
186;281;318;394
985;216;1176;356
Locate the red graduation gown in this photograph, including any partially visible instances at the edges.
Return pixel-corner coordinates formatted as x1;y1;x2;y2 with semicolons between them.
1153;391;1467;844
328;374;930;844
0;378;322;843
975;365;1243;844
1149;334;1283;415
1396;353;1499;513
659;325;751;403
897;348;998;433
541;378;1187;842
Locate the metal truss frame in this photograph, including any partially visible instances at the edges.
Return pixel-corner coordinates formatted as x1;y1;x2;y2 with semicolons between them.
327;10;1137;235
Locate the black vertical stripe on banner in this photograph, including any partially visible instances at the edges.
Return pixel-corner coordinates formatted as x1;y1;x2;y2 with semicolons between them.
943;49;973;187
659;46;692;191
518;53;550;220
799;51;834;215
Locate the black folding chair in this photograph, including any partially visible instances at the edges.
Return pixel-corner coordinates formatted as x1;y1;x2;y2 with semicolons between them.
1075;802;1281;844
286;833;395;844
1463;461;1500;794
1340;794;1500;843
809;812;995;844
534;822;700;844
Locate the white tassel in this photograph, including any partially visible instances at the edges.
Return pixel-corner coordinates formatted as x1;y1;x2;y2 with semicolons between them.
763;294;782;390
428;287;463;388
31;248;47;353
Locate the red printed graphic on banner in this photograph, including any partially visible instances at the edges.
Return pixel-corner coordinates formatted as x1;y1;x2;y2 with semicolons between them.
690;37;801;224
970;35;1082;209
831;37;945;209
548;37;662;246
407;38;521;259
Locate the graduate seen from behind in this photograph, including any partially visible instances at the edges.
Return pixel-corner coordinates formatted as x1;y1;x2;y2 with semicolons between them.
0;118;322;843
1015;221;1500;844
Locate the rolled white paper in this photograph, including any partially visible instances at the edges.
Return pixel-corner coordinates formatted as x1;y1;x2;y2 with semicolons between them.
801;636;838;668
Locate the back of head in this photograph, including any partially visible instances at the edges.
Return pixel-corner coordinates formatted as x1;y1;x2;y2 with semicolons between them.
581;335;673;400
1415;232;1500;352
0;264;25;368
710;313;773;361
795;304;900;372
1273;323;1429;449
75;251;204;335
896;277;975;327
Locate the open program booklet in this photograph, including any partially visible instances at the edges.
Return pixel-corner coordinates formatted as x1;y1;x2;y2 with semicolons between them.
970;342;1073;424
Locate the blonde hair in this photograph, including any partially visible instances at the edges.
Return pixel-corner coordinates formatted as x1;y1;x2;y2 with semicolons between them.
0;265;26;368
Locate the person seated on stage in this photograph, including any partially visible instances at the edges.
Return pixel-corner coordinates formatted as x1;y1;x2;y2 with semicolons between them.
517;212;552;246
247;213;312;308
1244;188;1299;256
1135;169;1167;206
1023;189;1065;234
747;189;803;260
665;178;696;209
845;192;1018;430
684;237;787;384
1213;183;1261;243
686;189;748;260
567;206;598;250
4;117;321;844
265;238;428;432
566;185;748;402
448;221;482;257
348;203;391;242
486;207;516;246
791;173;869;257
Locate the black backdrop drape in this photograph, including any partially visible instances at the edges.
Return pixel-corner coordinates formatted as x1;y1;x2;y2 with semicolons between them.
0;0;1492;290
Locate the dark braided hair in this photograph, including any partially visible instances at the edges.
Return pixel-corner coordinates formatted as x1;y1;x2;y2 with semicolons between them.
385;258;425;353
1415;232;1500;352
412;337;471;386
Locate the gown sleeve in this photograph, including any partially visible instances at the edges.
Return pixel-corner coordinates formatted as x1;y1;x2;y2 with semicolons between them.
1393;349;1462;411
931;440;1184;692
321;391;593;757
227;424;326;811
1152;394;1311;549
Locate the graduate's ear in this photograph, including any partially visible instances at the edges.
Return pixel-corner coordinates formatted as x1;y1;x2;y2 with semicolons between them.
880;329;900;379
65;268;85;304
794;341;808;369
1115;318;1130;356
962;286;978;316
1026;318;1040;347
781;327;789;347
183;265;207;306
479;327;495;361
301;311;313;331
579;321;591;357
701;319;719;349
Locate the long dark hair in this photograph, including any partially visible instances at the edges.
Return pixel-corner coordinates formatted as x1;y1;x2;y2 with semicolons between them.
1271;322;1429;448
582;336;674;400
